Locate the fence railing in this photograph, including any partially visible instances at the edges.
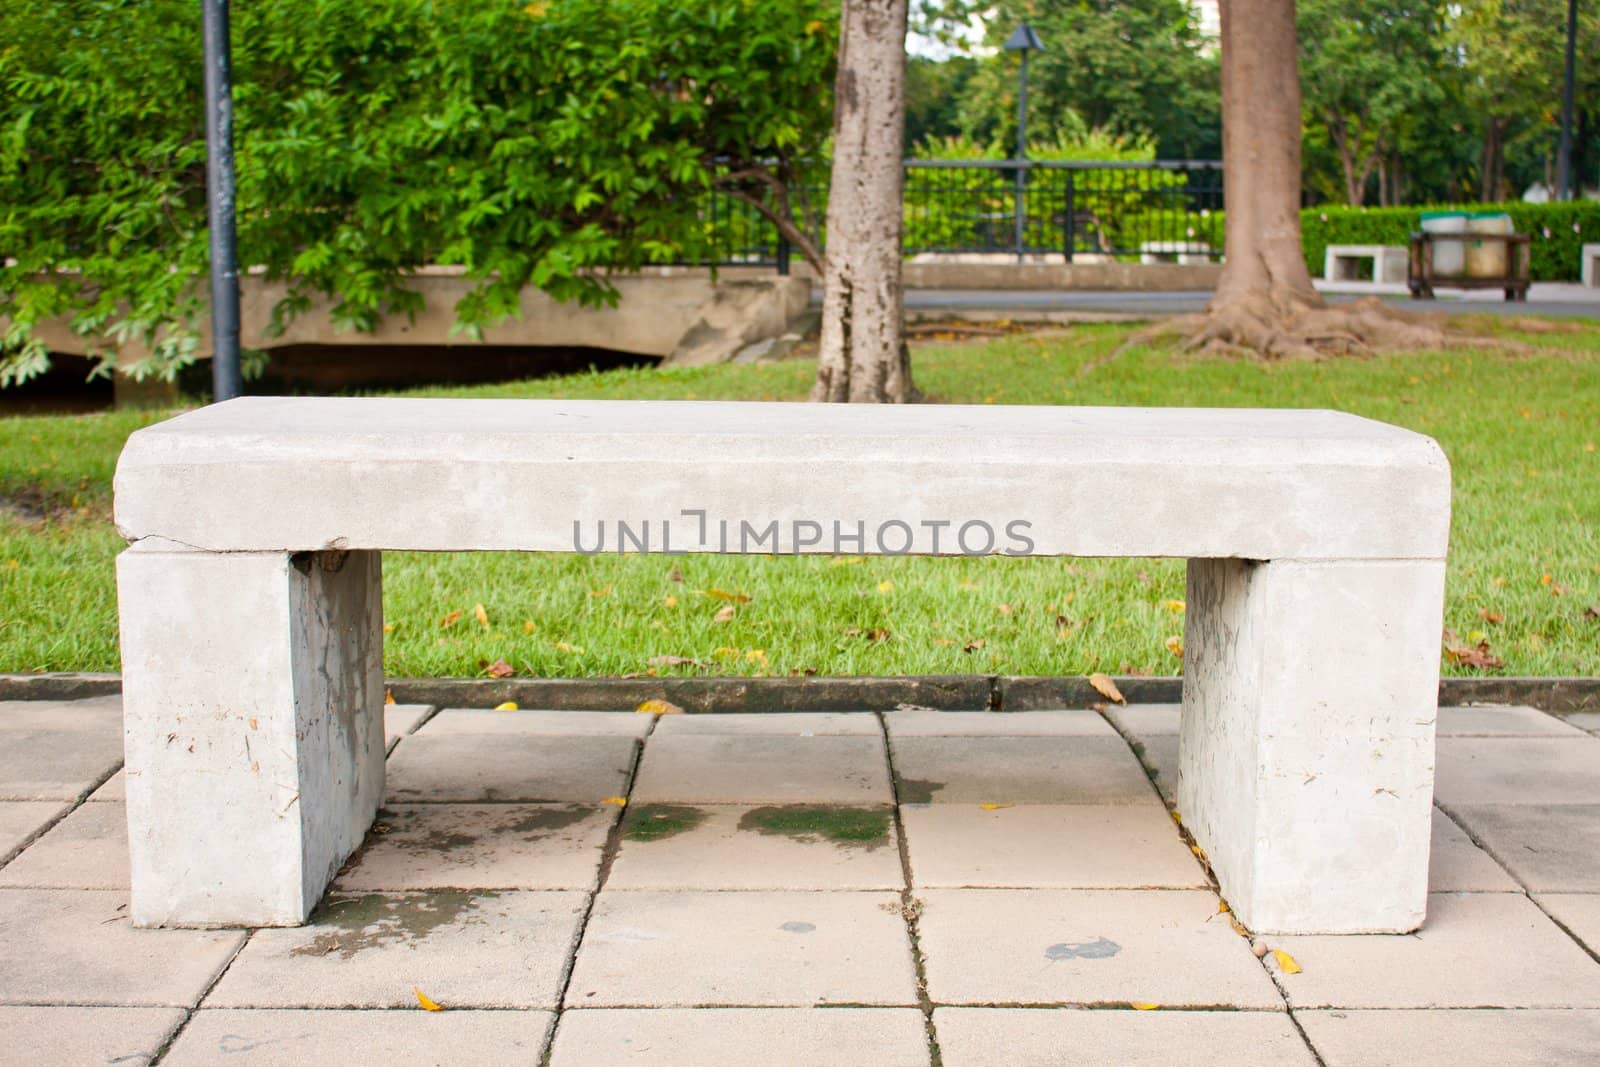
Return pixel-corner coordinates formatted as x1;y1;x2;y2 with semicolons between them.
701;159;1225;271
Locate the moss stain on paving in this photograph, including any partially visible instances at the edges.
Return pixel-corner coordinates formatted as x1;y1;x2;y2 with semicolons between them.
736;805;892;850
621;804;708;842
291;891;497;959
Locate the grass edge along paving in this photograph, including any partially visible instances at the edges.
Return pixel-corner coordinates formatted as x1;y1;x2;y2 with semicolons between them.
2;321;1597;678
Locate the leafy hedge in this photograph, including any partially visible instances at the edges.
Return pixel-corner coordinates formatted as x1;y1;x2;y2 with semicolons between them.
1300;202;1600;282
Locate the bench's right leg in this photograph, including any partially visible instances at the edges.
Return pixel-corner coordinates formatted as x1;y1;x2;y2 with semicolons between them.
117;546;385;927
1177;556;1443;935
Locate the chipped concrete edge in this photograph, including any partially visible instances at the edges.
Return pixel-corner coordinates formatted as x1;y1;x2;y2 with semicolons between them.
2;672;1598;714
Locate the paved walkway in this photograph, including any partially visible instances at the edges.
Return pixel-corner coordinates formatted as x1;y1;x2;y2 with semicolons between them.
900;281;1600;320
2;696;1599;1064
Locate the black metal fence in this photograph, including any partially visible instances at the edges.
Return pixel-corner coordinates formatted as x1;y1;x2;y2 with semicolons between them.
701;159;1225;271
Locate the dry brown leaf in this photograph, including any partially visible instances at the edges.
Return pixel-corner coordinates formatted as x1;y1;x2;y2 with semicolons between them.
713;604;736;623
1089;672;1126;704
1442;628;1504;670
963;639;987;653
440;609;463;629
1478;608;1503;624
485;659;515;679
1164;636;1184;658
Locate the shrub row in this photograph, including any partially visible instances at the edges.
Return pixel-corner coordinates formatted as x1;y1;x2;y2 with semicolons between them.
1300;202;1600;282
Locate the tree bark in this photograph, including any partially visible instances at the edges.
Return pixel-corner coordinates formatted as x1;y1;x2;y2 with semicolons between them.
811;0;917;403
1210;0;1324;317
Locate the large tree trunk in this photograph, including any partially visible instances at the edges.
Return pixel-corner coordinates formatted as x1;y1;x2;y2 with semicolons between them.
811;0;917;403
1167;0;1455;359
1212;0;1322;314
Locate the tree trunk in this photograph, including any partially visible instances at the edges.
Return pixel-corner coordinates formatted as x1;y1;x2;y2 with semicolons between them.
1208;0;1324;319
1480;117;1505;203
811;0;917;403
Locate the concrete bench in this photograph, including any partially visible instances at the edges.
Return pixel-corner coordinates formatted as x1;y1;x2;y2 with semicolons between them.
114;398;1450;934
1138;240;1212;266
1583;243;1599;289
1324;244;1409;284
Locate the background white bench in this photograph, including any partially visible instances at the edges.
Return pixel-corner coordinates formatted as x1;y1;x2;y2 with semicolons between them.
114;398;1451;934
1583;243;1599;289
1324;243;1409;285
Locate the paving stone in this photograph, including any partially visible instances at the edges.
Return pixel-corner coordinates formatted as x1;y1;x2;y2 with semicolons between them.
0;801;70;861
0;800;127;889
1105;703;1182;738
88;771;123;801
1428;809;1518;892
1130;734;1180;805
549;1008;930;1066
901;804;1204;889
336;804;614;891
0;729;123;801
1296;1008;1600;1067
566;890;917;1006
1436;706;1587;737
916;889;1281;1008
1447;805;1600;891
1538;894;1600;956
884;710;1116;738
0;889;244;1006
631;735;892;805
1434;738;1600;806
385;734;637;803
654;713;881;736
163;1007;555;1065
1267;893;1600;1008
0;696;123;731
934;1007;1315;1066
0;1005;186;1066
385;704;434;744
889;736;1159;805
207;890;586;1009
423;709;652;737
606;805;902;891
1565;712;1600;735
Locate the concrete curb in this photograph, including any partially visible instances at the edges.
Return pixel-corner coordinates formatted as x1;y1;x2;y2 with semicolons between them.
2;672;1597;714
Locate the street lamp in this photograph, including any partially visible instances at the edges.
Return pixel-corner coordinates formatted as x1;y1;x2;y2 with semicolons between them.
1004;23;1045;262
203;0;241;401
1555;0;1577;201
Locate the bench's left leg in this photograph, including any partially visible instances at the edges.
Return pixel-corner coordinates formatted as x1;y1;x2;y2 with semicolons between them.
1178;557;1444;934
117;546;385;927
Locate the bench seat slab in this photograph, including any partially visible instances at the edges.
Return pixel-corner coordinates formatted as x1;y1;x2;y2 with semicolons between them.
1179;557;1444;934
117;547;385;928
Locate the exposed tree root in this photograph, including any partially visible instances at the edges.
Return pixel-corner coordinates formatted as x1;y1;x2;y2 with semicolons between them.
1136;293;1529;364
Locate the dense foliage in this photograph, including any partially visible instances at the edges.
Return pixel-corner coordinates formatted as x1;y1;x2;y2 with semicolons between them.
0;0;835;386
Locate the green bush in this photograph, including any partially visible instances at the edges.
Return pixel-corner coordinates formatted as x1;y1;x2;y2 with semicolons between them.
1300;202;1600;282
0;0;835;386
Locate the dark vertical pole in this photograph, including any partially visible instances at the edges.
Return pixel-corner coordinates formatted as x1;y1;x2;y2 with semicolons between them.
204;0;241;401
1557;0;1578;201
1014;50;1028;262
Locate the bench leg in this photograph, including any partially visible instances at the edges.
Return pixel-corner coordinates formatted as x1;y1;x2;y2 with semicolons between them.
1178;557;1444;934
117;546;385;927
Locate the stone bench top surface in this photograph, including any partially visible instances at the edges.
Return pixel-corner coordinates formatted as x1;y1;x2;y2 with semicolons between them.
1325;244;1406;254
115;397;1450;560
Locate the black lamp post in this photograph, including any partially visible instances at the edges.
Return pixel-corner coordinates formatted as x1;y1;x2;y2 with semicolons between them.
1555;0;1578;201
1004;23;1045;262
203;0;241;401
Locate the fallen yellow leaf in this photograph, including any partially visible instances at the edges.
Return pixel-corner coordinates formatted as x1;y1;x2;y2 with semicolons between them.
636;699;685;715
590;584;613;598
663;595;678;608
474;603;490;629
414;987;446;1011
878;580;895;593
440;609;463;629
1272;949;1303;974
1131;1001;1159;1011
553;641;584;654
1164;636;1185;657
384;689;396;706
523;620;538;634
1088;672;1126;704
705;588;751;603
602;796;627;807
1164;599;1186;613
978;803;1012;811
494;701;519;711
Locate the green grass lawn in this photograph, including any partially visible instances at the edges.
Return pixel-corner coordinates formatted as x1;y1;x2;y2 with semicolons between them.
3;321;1598;679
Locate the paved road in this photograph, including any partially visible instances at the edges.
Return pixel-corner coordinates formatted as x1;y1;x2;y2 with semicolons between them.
896;285;1600;320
